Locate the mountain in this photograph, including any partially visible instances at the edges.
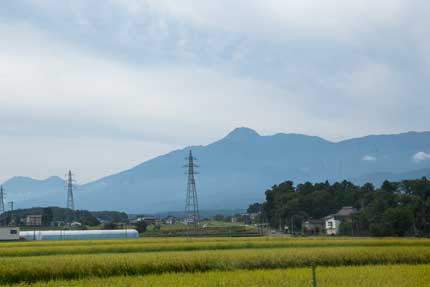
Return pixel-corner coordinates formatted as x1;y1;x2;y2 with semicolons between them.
2;176;65;207
350;168;430;186
3;128;430;213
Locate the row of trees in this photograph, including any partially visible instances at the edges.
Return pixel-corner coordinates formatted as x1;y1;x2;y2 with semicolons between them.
0;207;100;226
248;178;430;236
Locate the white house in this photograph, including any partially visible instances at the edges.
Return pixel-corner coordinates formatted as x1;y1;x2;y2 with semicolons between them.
70;221;82;228
0;227;20;241
325;216;341;235
164;216;177;225
324;206;357;235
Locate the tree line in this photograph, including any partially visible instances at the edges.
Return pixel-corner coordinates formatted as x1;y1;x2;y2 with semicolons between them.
247;177;430;236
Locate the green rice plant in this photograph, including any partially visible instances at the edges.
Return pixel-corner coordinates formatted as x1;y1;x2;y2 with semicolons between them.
5;264;430;287
1;237;430;258
0;246;429;284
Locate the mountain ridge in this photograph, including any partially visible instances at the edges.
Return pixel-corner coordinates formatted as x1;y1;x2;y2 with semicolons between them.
3;128;430;213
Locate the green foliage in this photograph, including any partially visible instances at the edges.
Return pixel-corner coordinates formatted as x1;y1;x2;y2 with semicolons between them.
135;221;148;233
256;177;430;236
247;203;263;214
91;211;129;223
213;214;225;221
0;207;100;226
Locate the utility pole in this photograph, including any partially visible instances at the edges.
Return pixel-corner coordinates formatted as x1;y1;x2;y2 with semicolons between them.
0;185;5;214
66;170;75;210
291;216;294;235
8;201;15;226
184;150;200;230
8;201;13;212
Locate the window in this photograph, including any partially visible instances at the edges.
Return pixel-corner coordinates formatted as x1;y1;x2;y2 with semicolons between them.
10;229;18;235
327;221;333;228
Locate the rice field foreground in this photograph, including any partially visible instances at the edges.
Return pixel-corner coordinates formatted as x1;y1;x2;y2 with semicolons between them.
1;246;430;284
1;237;430;258
1;237;429;286
4;264;430;287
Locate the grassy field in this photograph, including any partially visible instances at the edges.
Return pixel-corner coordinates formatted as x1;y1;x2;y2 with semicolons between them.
0;237;429;286
7;265;430;287
1;237;430;257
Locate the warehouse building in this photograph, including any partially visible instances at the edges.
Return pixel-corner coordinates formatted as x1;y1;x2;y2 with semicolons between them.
25;215;43;226
20;229;139;240
0;227;20;241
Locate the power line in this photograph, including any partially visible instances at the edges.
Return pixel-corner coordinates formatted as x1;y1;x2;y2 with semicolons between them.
184;150;200;229
8;201;15;226
0;185;5;214
66;170;75;210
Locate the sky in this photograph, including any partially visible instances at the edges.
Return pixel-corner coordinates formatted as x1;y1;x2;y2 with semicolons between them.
0;0;429;183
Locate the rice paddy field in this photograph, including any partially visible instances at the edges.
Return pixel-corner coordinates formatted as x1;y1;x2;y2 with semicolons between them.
1;236;429;286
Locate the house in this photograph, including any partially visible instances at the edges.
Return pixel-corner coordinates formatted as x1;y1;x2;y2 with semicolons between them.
164;216;177;225
0;227;20;241
302;219;325;235
50;221;65;227
132;216;160;225
70;222;82;228
183;217;198;225
324;206;357;235
25;215;43;226
231;213;260;224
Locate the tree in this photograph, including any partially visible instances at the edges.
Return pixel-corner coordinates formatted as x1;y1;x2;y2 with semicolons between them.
213;214;225;221
250;178;430;237
135;221;148;233
42;208;54;226
103;222;118;230
247;203;262;214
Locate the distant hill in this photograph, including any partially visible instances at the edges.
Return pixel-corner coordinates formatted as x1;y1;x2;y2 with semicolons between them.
2;176;65;206
3;128;430;213
350;168;430;186
0;207;99;226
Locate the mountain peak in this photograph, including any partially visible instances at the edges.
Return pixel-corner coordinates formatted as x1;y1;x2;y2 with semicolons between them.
225;127;260;139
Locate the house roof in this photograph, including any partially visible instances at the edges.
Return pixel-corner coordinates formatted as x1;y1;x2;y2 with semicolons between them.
335;206;357;216
324;206;358;219
304;219;324;224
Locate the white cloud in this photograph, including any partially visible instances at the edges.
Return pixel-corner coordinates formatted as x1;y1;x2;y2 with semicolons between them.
413;152;430;162
0;24;313;142
0;1;429;180
362;155;377;161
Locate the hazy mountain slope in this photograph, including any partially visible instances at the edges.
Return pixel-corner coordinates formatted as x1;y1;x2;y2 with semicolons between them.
76;128;430;212
2;176;65;207
350;168;430;186
4;128;430;213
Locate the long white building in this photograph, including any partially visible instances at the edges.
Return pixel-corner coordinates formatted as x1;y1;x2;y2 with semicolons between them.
20;229;139;240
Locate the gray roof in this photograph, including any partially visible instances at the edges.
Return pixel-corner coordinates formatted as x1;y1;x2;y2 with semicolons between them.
335;206;357;216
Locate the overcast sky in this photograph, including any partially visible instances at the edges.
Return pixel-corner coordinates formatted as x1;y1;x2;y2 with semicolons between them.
0;1;429;183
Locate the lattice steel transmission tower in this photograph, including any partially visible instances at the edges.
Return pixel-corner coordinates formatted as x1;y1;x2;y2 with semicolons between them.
66;170;75;210
0;185;5;214
184;150;200;227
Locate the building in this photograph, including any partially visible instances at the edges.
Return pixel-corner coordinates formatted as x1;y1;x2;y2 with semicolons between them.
20;229;139;240
25;215;43;226
324;206;357;235
0;227;20;241
131;216;160;225
325;216;341;235
231;213;260;224
50;221;65;227
164;216;177;225
302;219;325;235
70;221;82;228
